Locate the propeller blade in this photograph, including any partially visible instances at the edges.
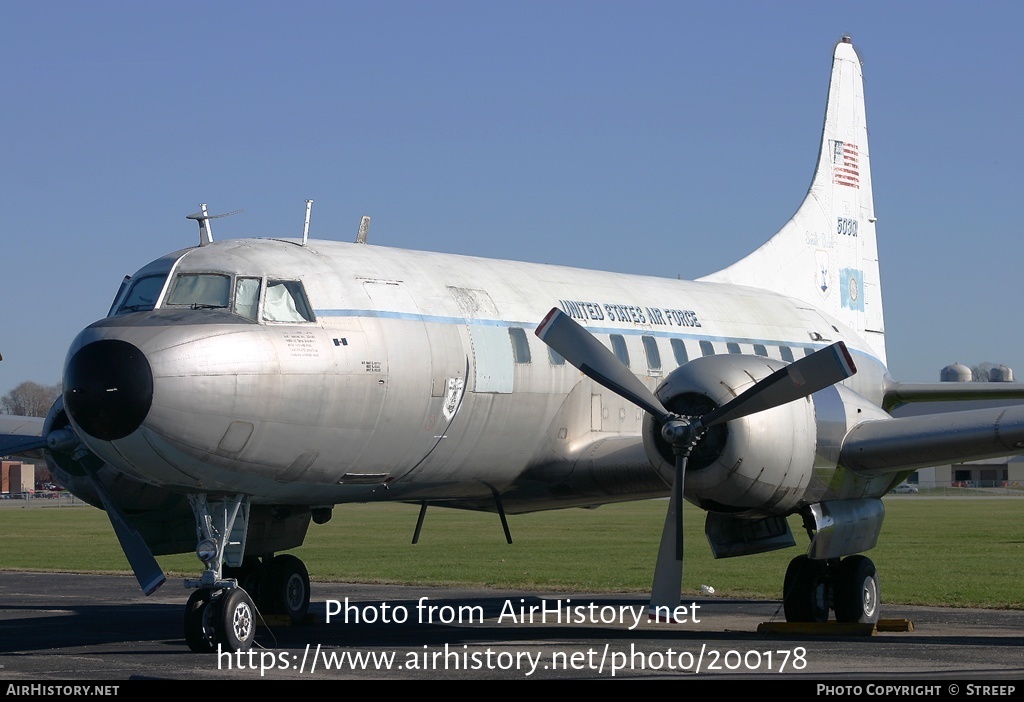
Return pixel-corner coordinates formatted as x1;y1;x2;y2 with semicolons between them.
536;308;672;423
700;341;856;429
78;457;166;595
0;435;48;455
674;451;686;560
652;449;688;619
649;457;684;619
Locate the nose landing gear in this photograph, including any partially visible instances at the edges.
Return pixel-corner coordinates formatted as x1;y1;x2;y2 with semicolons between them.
183;494;311;653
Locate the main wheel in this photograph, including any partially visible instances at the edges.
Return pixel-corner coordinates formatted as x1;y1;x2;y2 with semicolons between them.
224;556;267;609
271;554;310;623
184;590;215;653
783;555;829;622
834;555;880;624
215;588;256;652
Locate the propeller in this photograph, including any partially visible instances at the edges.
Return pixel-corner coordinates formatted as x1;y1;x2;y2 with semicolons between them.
536;308;856;614
2;427;166;595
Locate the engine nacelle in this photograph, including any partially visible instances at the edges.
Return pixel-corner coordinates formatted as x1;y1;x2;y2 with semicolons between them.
642;353;890;518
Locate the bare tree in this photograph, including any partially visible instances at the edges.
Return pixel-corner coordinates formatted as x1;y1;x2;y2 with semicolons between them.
1;381;61;417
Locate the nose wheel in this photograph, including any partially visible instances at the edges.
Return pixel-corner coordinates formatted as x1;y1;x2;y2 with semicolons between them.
216;588;257;652
184;553;312;653
184;590;215;653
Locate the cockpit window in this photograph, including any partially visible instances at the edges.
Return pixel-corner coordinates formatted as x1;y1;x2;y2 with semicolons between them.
115;274;168;314
234;277;260;321
263;280;315;323
166;274;231;308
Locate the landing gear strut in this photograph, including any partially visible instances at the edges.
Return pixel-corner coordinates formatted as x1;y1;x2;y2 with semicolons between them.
783;554;880;624
183;495;311;653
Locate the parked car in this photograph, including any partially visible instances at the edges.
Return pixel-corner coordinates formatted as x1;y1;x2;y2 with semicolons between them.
891;483;919;494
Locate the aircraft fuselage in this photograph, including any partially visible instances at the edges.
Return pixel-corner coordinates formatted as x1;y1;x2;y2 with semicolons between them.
60;237;893;518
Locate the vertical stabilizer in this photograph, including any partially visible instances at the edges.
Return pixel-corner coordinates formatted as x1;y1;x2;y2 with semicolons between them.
699;37;885;363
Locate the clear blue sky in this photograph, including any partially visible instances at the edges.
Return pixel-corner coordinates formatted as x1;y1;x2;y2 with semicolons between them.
1;1;1021;398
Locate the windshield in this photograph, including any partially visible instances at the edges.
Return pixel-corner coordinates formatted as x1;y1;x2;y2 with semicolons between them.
165;274;231;309
115;275;168;314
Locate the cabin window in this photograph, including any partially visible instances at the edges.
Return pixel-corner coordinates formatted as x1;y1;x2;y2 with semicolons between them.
166;273;231;308
670;338;689;366
803;347;815;357
264;280;315;323
727;342;741;354
509;327;532;363
642;336;661;371
610;334;630;366
115;274;167;314
780;346;795;362
548;347;566;366
754;344;768;357
699;340;715;356
234;277;260;321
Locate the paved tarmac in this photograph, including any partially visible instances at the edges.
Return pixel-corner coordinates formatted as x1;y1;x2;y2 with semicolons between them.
0;572;1021;681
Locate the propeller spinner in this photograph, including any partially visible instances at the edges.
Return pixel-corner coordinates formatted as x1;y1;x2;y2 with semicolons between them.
535;308;856;615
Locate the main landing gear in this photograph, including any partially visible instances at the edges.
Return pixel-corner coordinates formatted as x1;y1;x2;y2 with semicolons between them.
183;495;311;653
783;554;880;624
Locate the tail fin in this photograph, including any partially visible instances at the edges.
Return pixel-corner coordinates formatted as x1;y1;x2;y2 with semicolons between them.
699;37;885;364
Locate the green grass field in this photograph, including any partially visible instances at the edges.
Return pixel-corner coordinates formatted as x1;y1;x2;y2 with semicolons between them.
1;498;1020;609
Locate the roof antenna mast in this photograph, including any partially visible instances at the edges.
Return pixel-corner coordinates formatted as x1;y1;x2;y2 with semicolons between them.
355;215;370;244
186;204;243;247
302;199;313;246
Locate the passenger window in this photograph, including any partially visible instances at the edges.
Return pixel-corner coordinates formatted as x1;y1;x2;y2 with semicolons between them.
780;346;795;362
670;338;689;366
642;336;661;371
548;347;565;366
726;342;741;354
234;277;260;321
699;340;715;357
116;274;167;314
610;334;630;366
509;327;532;363
166;273;230;308
264;280;315;323
754;344;768;357
804;347;815;357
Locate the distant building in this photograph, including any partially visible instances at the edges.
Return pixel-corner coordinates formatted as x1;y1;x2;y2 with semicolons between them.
1;460;35;495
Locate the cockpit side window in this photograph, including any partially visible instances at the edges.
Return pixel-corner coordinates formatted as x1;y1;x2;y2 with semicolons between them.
166;274;231;308
115;274;168;315
234;277;260;321
263;280;315;323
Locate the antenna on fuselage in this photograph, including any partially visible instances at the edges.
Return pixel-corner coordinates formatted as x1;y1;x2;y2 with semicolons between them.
186;204;243;246
355;215;370;244
301;199;313;246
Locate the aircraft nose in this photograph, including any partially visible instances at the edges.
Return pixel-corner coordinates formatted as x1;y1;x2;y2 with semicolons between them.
64;339;154;441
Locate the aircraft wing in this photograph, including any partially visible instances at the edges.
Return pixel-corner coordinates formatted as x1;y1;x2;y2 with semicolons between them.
840;404;1024;474
0;415;46;459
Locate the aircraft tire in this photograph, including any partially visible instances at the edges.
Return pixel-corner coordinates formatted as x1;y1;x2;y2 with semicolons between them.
783;555;829;623
184;589;215;653
215;588;256;653
834;555;880;624
271;554;310;624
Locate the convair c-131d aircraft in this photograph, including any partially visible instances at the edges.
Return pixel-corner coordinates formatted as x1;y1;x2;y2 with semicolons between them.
3;36;1024;653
